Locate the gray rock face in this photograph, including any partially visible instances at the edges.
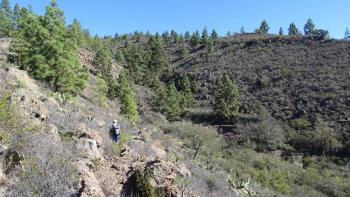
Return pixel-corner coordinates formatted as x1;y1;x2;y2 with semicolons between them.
77;138;101;159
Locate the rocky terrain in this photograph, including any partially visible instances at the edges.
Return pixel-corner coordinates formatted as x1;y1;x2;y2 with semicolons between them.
1;32;350;196
172;35;350;132
0;39;199;197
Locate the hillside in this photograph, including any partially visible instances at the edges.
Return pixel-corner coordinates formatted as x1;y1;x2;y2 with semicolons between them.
111;33;350;196
166;35;350;151
0;1;350;196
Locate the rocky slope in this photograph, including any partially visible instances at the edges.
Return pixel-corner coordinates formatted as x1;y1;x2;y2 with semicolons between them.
0;39;197;197
168;34;350;148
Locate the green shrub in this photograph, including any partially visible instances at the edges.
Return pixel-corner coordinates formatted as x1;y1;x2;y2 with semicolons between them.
206;176;218;192
290;118;311;130
251;169;292;194
114;133;133;157
0;93;20;145
257;76;271;88
128;167;164;197
95;76;108;108
280;67;292;79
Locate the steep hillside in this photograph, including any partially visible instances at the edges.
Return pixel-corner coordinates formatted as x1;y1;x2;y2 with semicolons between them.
0;40;205;197
167;35;350;148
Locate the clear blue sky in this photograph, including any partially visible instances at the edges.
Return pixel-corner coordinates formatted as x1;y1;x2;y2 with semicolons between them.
10;0;350;38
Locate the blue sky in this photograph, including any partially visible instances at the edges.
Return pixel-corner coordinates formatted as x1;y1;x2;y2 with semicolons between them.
10;0;350;38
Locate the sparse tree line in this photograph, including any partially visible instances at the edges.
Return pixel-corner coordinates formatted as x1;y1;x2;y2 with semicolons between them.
234;18;330;39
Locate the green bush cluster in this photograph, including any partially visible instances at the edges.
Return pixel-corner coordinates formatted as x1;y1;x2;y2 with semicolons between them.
290;118;311;130
113;132;132;157
0;93;19;144
128;167;164;197
161;121;350;196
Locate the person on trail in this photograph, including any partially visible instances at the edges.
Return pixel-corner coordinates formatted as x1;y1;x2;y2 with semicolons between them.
110;120;121;144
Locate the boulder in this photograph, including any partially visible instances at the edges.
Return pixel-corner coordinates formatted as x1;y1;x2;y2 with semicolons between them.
178;163;191;177
76;127;103;148
46;124;61;141
77;138;101;160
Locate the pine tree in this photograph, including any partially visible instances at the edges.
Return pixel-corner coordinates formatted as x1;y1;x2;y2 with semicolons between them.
304;18;315;36
184;31;191;39
10;1;88;98
190;31;200;47
170;30;179;43
345;28;350;40
0;0;13;36
8;7;35;68
214;74;240;120
179;46;189;59
258;20;269;34
201;27;209;45
118;72;138;125
240;26;245;34
93;47;112;75
288;22;301;36
123;44;146;83
92;46;119;98
152;79;167;107
279;27;284;35
210;29;218;40
162;30;170;44
179;33;184;43
115;50;126;65
1;0;12;18
165;82;184;121
181;75;195;107
143;35;170;84
207;38;215;54
13;4;19;24
68;18;85;46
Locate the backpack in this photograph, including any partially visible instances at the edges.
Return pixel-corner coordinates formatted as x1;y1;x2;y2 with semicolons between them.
112;124;120;135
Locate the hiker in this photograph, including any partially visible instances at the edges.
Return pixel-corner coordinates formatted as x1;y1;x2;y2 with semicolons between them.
110;120;121;143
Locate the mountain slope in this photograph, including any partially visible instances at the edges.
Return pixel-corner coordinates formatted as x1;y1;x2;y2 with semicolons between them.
169;35;350;148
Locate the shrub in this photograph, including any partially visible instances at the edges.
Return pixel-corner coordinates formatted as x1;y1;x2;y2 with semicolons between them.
0;93;20;133
206;176;218;192
179;46;189;59
8;133;77;197
250;169;292;194
114;133;133;157
123;167;164;197
236;108;285;151
95;76;108;108
290;118;311;130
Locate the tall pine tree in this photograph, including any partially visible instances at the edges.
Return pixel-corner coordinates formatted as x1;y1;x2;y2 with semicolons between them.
190;31;200;47
214;74;240;120
279;27;284;35
201;27;209;45
0;0;14;36
288;22;301;36
10;0;88;98
118;71;138;125
165;82;184;121
304;18;315;36
257;20;269;34
181;75;195;107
